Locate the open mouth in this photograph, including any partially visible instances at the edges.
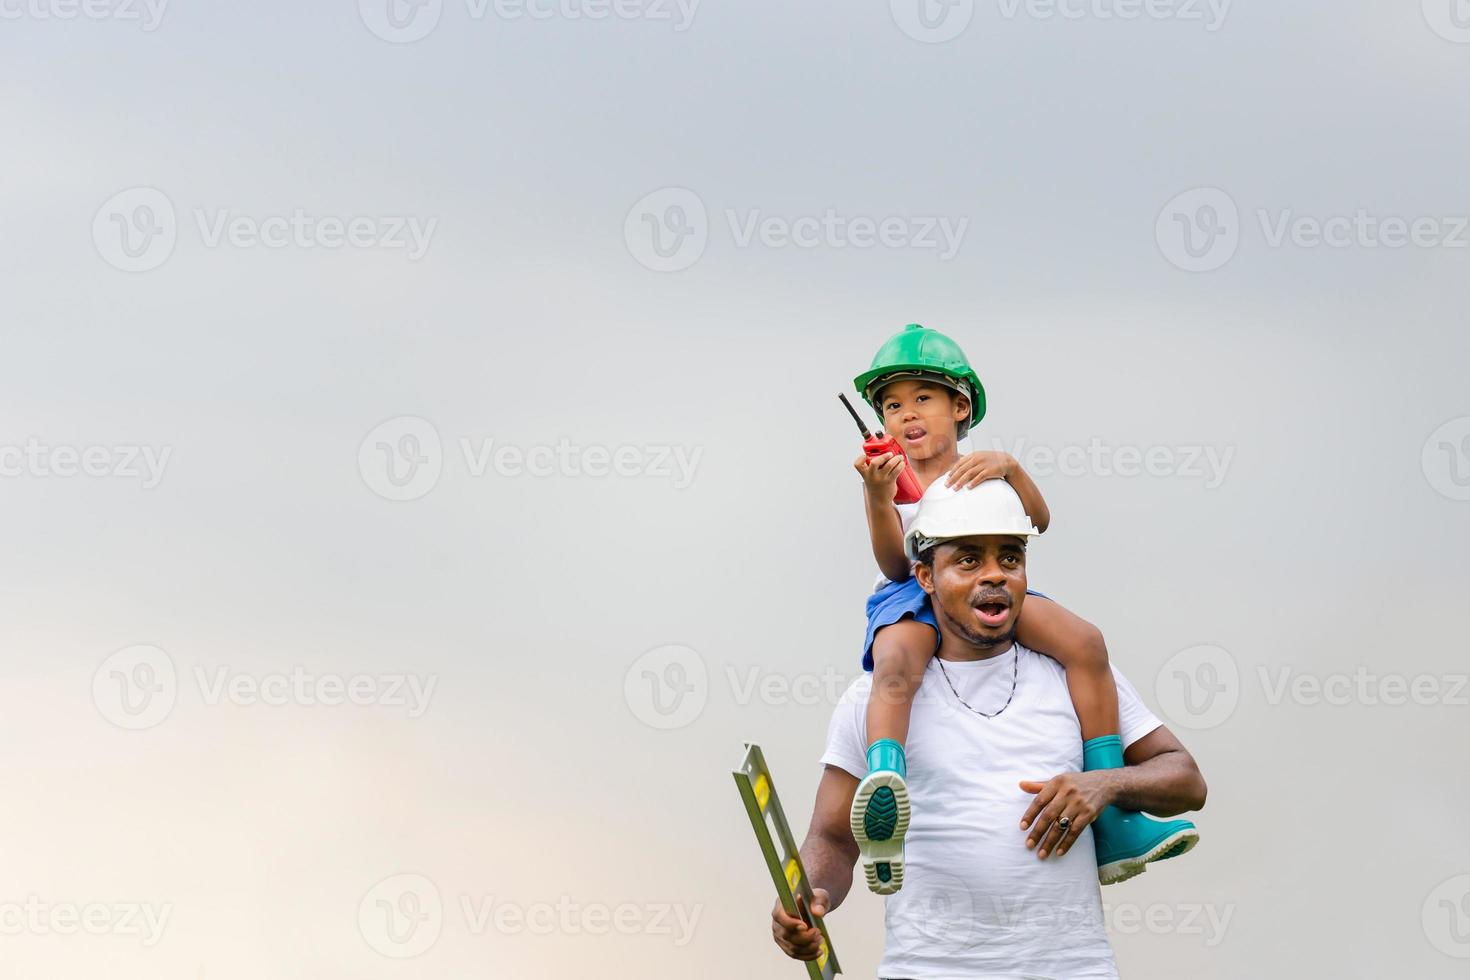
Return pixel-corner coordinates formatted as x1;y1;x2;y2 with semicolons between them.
903;425;927;443
973;596;1011;628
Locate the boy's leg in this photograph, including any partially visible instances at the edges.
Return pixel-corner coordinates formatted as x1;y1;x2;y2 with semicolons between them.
1014;595;1119;739
852;618;933;896
1017;596;1198;885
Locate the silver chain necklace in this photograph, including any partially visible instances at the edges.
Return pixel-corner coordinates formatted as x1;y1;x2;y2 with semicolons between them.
935;648;1019;719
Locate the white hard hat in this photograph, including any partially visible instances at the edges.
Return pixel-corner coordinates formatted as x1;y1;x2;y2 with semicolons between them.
905;478;1040;560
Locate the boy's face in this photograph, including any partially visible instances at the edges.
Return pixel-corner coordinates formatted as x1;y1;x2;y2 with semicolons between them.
875;378;970;461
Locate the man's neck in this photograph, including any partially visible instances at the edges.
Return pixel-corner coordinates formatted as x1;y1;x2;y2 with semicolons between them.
935;636;1015;663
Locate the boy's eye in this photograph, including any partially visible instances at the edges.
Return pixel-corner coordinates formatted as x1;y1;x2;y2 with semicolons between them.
916;394;929;403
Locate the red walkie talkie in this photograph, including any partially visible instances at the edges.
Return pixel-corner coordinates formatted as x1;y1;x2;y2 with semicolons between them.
840;394;923;504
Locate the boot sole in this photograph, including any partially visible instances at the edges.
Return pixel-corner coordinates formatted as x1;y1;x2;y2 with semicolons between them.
1098;826;1199;885
850;770;911;896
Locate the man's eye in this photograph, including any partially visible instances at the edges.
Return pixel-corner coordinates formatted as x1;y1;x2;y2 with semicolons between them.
1001;555;1018;566
958;556;977;567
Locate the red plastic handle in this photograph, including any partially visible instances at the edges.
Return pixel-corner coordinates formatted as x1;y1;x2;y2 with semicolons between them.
864;434;923;504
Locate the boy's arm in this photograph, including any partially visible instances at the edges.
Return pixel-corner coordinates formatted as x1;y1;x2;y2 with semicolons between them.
946;451;1051;532
855;452;913;582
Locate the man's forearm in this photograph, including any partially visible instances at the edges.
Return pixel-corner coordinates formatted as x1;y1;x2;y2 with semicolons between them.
799;830;859;912
1107;747;1208;816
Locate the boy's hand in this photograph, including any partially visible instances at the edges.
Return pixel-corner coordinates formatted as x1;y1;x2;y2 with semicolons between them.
945;451;1016;489
853;452;906;504
771;890;831;961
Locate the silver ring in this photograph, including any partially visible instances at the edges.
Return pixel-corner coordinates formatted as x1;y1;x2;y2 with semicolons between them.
1057;816;1072;831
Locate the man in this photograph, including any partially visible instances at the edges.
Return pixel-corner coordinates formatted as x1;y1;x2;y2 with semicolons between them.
772;480;1208;978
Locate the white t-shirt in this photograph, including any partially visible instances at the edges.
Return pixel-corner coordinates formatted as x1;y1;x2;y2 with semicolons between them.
821;643;1163;980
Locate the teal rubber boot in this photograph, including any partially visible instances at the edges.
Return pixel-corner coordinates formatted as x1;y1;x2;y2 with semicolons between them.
850;738;911;895
1084;735;1199;885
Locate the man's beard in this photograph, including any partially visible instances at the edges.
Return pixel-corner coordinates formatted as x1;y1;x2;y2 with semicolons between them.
955;621;1017;648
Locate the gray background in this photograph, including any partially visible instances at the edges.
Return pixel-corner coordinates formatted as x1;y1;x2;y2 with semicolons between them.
3;1;1469;977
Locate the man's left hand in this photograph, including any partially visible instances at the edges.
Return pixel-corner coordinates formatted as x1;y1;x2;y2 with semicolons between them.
1018;771;1116;859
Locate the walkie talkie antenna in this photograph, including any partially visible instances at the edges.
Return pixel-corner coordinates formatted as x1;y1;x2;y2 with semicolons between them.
838;394;873;439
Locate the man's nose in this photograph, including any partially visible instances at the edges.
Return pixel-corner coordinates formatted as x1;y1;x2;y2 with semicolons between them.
976;557;1006;584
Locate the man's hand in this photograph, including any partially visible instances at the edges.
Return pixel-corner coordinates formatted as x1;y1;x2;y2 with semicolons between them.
771;890;830;961
945;451;1015;489
1018;771;1117;859
853;451;906;504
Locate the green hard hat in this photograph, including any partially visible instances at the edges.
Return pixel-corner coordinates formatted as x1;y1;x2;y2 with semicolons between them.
853;323;986;429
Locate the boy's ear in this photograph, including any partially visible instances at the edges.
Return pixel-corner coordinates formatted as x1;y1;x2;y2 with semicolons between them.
914;559;935;596
952;392;971;425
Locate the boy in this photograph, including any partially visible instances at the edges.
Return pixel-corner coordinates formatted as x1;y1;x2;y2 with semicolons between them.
849;323;1198;893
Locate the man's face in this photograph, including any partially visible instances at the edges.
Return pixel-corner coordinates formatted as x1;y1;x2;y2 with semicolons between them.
915;535;1027;649
874;378;969;461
